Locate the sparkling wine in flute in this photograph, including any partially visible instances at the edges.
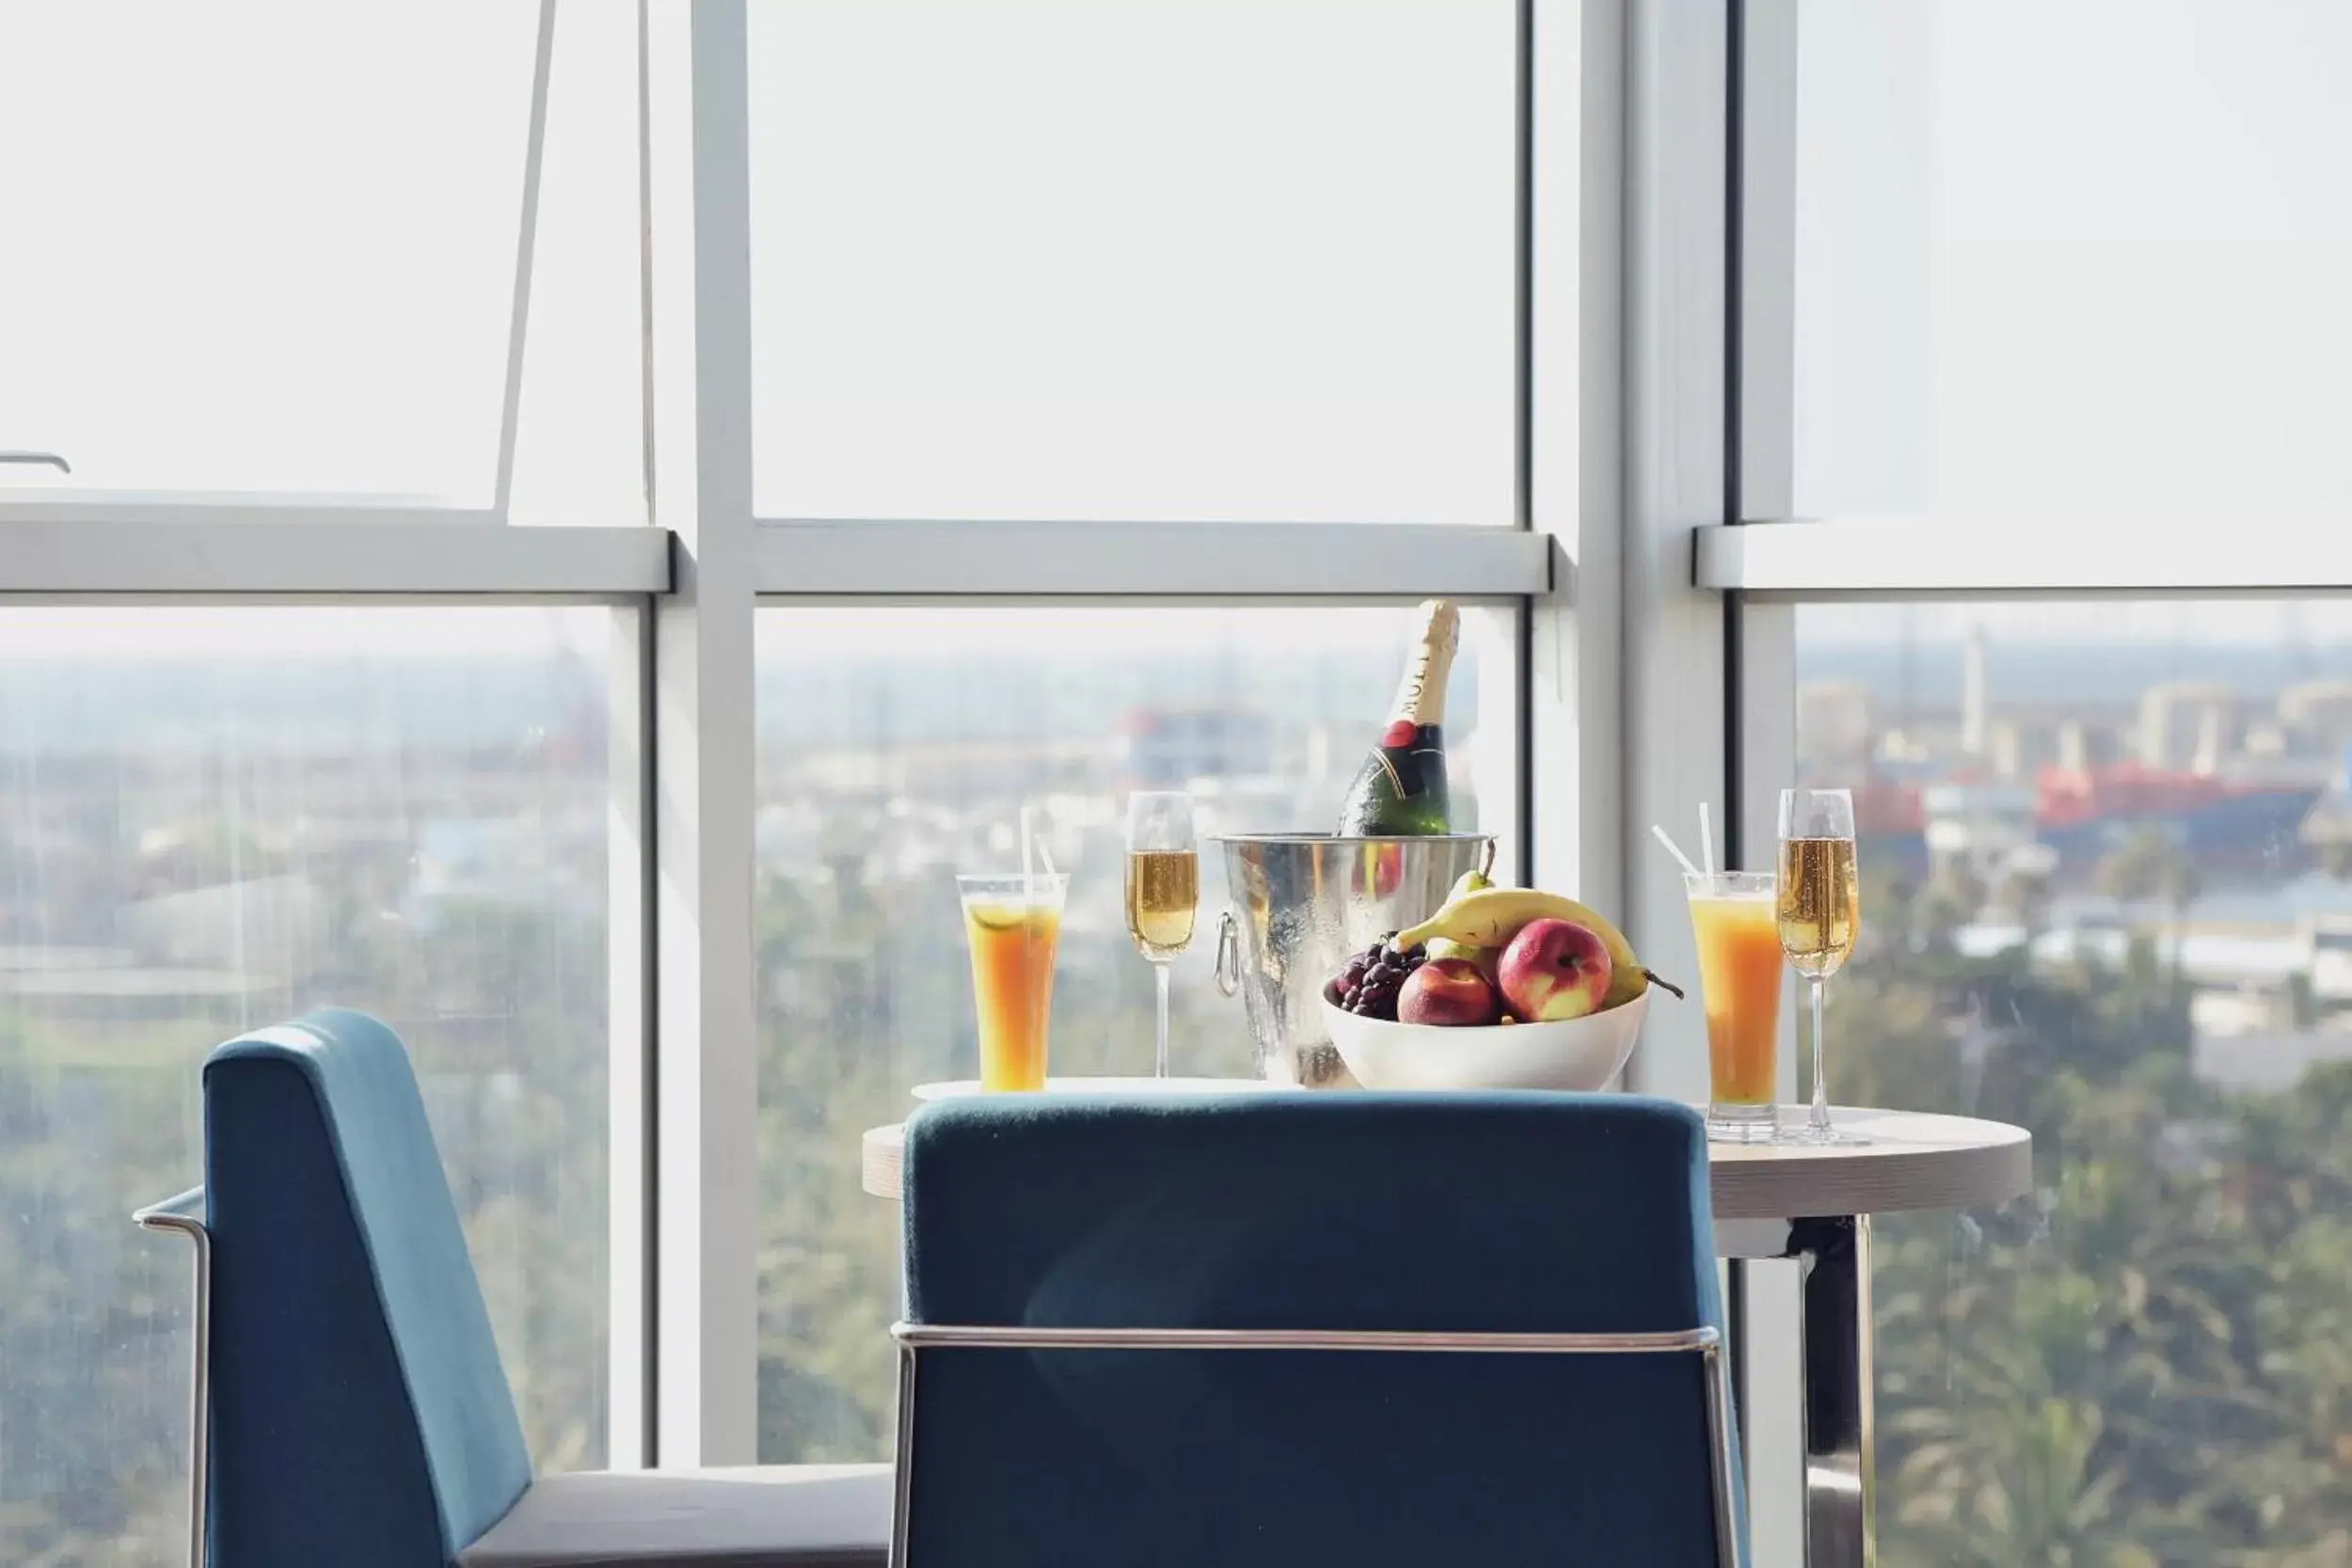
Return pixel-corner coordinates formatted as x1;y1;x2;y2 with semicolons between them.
1334;600;1459;836
1776;836;1860;978
1125;848;1200;959
1127;790;1199;1079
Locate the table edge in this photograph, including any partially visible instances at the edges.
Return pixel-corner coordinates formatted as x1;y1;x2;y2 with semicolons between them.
860;1114;2033;1218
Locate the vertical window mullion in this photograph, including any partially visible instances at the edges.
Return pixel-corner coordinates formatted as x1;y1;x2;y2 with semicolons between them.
644;0;761;1469
605;599;656;1469
1731;5;1812;1564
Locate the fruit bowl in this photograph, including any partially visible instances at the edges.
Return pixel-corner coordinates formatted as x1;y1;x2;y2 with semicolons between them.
1320;987;1649;1092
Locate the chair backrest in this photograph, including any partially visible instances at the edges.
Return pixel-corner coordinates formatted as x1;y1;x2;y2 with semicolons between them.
204;1009;532;1567
899;1091;1740;1568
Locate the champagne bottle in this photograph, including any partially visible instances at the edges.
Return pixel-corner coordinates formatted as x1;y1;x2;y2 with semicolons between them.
1335;600;1458;835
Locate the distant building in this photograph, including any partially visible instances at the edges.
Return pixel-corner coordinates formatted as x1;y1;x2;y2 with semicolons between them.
789;736;1106;800
2309;918;2352;1007
1115;706;1277;791
2137;681;2239;774
1988;718;2058;782
2302;786;2352;867
2193;1023;2352;1095
1961;625;1990;758
2059;717;2128;773
2280;679;2352;759
1797;681;1874;775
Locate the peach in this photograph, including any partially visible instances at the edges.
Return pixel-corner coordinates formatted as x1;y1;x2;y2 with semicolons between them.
1497;918;1613;1022
1398;957;1502;1026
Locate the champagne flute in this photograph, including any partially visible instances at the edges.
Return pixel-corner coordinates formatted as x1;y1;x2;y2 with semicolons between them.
1778;787;1863;1145
1124;791;1200;1078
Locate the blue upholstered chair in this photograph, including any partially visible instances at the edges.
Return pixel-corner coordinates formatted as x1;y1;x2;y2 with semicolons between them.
133;1010;891;1568
896;1091;1743;1568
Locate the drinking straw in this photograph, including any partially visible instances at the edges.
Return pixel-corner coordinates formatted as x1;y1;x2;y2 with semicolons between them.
1699;802;1716;878
1650;823;1703;880
1020;805;1038;903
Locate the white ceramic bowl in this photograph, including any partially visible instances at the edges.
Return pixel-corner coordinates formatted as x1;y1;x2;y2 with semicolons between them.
1321;987;1649;1092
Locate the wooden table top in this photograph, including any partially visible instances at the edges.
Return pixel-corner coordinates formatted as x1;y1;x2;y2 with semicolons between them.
859;1091;2031;1222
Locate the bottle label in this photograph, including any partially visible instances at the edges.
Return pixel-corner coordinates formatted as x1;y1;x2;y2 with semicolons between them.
1375;724;1445;800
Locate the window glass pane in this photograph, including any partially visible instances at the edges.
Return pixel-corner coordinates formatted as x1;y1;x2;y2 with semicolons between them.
1796;600;2352;1566
1763;0;2352;525
508;3;649;530
755;603;1519;1458
0;7;535;501
748;0;1518;524
0;608;617;1566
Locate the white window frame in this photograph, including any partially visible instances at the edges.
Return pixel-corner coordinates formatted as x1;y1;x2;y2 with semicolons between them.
661;0;2352;1534
1688;3;2352;1564
646;0;1586;1471
0;0;1645;1485
46;0;2270;1551
0;4;561;528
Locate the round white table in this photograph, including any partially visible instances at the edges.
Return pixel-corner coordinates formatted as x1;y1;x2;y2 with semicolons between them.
860;1101;2027;1218
859;1093;2030;1568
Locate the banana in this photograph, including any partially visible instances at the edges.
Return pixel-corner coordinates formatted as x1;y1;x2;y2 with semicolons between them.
1396;886;1612;952
1394;887;1647;1008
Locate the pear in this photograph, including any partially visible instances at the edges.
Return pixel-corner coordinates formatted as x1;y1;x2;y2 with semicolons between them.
1423;864;1499;977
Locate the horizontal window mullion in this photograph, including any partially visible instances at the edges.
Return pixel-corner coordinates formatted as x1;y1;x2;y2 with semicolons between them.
0;520;671;596
753;519;1552;598
0;499;501;526
1701;518;2352;597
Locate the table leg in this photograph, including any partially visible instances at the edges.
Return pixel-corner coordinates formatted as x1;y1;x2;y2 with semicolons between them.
1794;1214;1873;1568
1726;1257;1752;1462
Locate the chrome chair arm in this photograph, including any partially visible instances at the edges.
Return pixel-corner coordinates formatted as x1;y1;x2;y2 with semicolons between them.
135;1185;207;1227
133;1185;211;1568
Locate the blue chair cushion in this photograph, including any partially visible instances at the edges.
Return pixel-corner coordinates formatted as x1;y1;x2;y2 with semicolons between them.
205;1009;532;1566
899;1091;1740;1568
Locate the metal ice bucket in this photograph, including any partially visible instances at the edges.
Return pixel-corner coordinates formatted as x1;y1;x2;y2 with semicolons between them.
1209;832;1496;1087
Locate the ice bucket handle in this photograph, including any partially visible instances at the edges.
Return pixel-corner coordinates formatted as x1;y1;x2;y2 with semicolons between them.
1212;910;1242;998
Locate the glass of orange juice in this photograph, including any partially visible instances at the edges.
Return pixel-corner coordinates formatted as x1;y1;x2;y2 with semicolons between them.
1683;870;1783;1144
957;872;1069;1092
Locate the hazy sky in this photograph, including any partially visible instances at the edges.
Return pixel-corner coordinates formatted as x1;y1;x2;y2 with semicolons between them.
0;601;1519;661
1802;600;2352;649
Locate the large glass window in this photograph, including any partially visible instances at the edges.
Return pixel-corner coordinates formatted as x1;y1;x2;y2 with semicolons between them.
507;1;649;530
1768;0;2352;525
1795;599;2352;1567
0;7;544;501
752;602;1518;1458
0;608;619;1567
746;0;1518;525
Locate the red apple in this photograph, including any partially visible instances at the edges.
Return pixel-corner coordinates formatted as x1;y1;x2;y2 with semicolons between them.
1497;918;1614;1022
1398;957;1502;1026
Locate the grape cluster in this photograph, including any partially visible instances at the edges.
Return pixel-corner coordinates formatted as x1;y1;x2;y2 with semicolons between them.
1331;934;1427;1021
